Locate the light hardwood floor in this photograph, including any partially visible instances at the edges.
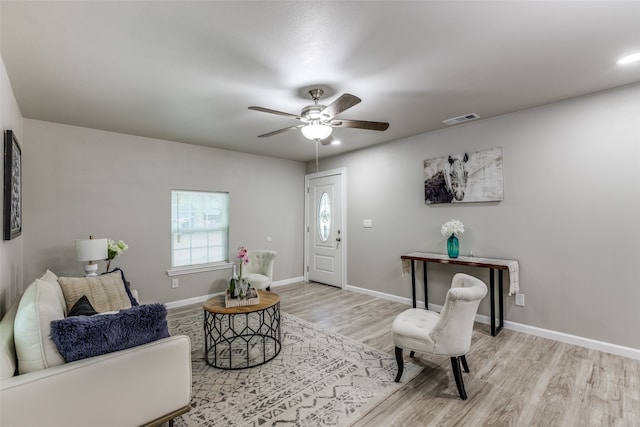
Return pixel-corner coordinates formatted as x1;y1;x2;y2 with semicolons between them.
169;282;640;426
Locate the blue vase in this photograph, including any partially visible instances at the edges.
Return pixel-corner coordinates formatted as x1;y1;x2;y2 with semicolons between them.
447;235;459;258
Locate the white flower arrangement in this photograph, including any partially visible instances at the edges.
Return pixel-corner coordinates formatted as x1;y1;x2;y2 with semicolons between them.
107;239;128;260
105;239;128;272
441;219;465;238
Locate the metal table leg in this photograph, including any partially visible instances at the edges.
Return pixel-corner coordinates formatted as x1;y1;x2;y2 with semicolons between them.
423;262;428;309
489;269;504;336
411;260;416;308
490;269;496;336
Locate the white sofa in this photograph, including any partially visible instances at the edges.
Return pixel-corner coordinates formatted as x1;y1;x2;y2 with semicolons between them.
0;271;192;427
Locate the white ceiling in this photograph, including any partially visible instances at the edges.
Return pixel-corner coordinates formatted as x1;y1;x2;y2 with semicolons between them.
1;1;639;162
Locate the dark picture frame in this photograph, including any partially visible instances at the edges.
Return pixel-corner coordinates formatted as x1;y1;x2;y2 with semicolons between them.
3;130;22;240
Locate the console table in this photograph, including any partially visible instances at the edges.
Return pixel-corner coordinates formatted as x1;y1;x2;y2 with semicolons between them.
401;252;519;336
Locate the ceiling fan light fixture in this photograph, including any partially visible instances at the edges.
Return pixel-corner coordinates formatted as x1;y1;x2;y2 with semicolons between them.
301;123;332;140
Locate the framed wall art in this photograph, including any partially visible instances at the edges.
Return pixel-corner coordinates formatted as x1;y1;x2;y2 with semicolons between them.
4;130;22;240
424;147;503;205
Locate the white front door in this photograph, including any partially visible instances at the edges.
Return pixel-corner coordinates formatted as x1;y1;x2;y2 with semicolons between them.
306;170;344;288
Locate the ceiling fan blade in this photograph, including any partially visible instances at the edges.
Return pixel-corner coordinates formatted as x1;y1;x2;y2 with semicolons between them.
320;135;334;146
320;94;361;120
331;119;389;131
249;106;300;120
257;124;304;138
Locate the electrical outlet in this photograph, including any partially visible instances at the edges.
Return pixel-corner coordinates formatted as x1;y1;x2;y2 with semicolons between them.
171;278;179;289
515;293;525;307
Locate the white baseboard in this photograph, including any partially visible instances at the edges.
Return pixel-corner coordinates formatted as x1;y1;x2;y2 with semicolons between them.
164;292;219;310
164;276;304;310
165;280;639;360
346;284;640;361
270;276;304;288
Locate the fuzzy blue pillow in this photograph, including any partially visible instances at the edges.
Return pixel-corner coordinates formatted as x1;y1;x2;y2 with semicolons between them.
50;304;169;363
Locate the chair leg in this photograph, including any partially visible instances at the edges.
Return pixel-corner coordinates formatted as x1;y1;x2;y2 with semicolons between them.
450;357;467;400
460;354;470;373
409;350;415;358
394;347;404;382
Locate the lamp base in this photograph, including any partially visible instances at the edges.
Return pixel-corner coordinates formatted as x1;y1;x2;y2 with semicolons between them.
84;263;99;277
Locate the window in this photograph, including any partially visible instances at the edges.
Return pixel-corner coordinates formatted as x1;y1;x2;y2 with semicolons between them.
318;192;331;243
171;190;229;268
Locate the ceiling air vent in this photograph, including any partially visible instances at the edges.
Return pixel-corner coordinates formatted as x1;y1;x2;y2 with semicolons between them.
443;113;480;126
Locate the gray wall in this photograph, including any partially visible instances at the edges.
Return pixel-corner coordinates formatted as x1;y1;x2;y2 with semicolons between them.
0;53;23;316
4;52;639;352
312;84;640;349
22;120;306;304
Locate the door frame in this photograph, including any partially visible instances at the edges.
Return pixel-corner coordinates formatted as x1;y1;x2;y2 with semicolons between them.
304;167;347;289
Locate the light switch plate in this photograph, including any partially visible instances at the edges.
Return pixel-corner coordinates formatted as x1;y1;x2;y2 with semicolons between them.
363;219;373;228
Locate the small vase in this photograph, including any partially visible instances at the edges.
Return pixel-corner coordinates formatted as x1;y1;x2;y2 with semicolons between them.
447;235;459;258
240;278;250;299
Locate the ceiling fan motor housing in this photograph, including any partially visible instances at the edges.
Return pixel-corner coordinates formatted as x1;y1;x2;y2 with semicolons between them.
301;104;327;122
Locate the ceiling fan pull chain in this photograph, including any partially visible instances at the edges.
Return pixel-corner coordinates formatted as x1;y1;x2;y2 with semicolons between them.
315;139;319;173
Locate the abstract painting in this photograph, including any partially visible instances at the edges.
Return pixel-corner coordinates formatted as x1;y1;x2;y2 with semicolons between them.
4;130;22;240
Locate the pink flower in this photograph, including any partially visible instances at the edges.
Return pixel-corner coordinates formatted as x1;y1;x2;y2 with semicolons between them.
237;246;249;264
236;246;249;279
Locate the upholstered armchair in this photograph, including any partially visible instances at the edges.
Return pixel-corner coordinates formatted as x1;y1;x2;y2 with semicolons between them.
243;250;277;291
392;273;487;400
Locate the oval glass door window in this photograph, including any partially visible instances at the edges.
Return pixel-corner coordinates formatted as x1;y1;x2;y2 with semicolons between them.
318;192;331;243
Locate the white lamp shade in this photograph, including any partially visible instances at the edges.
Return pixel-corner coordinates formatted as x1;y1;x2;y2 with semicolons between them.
75;238;108;262
301;123;332;140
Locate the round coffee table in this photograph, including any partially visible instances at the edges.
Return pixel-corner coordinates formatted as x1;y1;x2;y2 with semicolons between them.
202;290;281;370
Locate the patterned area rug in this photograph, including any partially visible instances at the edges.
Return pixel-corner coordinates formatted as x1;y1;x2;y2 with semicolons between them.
168;310;421;426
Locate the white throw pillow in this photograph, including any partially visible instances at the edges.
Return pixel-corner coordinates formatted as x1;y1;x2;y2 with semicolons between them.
39;269;66;316
14;278;66;374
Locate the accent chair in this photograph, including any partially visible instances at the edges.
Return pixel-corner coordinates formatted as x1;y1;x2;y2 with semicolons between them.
392;273;487;400
243;250;277;291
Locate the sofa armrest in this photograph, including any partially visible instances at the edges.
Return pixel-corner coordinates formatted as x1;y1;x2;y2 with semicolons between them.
0;335;191;427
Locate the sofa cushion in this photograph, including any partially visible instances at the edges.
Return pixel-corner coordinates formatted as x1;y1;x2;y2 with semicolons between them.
14;278;66;374
0;297;21;379
58;271;132;313
68;295;98;317
107;268;139;306
50;303;169;363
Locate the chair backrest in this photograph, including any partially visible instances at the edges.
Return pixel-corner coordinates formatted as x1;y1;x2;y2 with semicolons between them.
430;273;488;356
244;250;277;278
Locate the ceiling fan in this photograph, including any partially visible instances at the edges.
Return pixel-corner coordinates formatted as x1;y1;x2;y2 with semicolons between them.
248;89;389;145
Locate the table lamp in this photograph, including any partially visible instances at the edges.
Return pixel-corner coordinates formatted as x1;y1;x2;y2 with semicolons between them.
75;235;108;276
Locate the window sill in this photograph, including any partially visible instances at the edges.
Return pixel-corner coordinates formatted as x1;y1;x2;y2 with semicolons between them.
166;262;233;277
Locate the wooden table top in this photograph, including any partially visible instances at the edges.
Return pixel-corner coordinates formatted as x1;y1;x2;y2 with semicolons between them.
401;252;517;270
202;290;280;314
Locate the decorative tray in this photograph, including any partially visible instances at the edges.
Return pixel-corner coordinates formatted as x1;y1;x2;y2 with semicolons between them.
224;293;260;308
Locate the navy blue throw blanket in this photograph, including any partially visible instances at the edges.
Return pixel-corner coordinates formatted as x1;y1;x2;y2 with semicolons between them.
50;304;169;363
